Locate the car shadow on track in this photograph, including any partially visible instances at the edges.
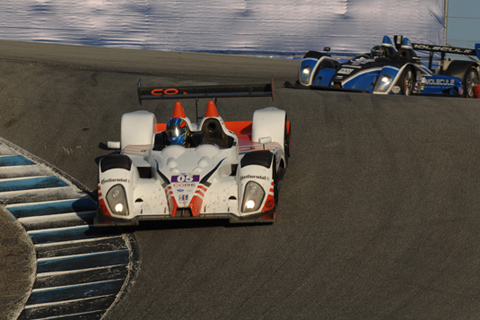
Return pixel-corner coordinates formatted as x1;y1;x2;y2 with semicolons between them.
116;219;272;232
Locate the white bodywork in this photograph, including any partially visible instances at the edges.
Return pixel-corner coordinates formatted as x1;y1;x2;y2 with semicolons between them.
97;106;289;225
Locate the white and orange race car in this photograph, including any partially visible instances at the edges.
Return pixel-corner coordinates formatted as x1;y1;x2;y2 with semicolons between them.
95;81;291;225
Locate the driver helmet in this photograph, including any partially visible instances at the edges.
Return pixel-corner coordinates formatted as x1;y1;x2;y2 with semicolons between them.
166;118;190;145
371;45;387;58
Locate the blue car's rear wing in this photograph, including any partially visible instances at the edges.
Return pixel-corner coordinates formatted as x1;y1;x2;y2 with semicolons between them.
412;43;479;57
411;43;480;70
137;78;274;104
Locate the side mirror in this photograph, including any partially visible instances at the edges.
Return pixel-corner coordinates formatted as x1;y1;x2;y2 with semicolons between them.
107;141;121;149
258;136;272;144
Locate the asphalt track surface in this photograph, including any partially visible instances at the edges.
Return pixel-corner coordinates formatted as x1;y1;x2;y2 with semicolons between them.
2;41;480;319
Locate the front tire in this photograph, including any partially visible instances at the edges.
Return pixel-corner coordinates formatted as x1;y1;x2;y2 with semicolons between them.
264;157;279;223
283;115;290;169
399;66;416;95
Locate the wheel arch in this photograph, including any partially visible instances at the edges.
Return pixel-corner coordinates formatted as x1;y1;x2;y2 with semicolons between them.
100;154;132;173
444;60;477;79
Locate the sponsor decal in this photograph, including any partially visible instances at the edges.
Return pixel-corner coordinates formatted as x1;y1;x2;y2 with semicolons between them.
413;44;474;55
179;194;189;201
172;174;200;183
422;77;455;86
351;58;375;66
263;198;275;211
177;189;184;192
172;183;196;188
150;88;188;96
101;178;129;184
240;174;268;181
338;68;354;75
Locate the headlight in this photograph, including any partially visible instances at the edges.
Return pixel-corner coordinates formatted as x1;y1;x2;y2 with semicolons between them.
106;184;129;215
300;66;312;84
241;181;265;213
374;74;393;93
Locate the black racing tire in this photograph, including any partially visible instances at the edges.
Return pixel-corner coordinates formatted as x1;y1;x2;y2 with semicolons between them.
272;157;279;208
283;114;290;168
463;66;479;98
398;66;416;96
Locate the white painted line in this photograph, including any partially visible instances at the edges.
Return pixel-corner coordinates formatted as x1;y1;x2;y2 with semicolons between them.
34;235;124;249
36;249;129;262
22;294;116;310
36;264;128;278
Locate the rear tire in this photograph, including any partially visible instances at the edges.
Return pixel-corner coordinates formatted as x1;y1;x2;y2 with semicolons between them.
463;67;479;98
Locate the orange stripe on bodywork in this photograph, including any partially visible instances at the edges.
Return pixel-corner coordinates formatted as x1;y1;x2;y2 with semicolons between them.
98;198;111;217
97;186;108;215
168;195;178;217
195;190;205;197
165;186;178;217
189;185;208;216
189;195;203;217
262;182;275;212
225;121;252;136
261;183;276;221
262;194;276;212
156;123;167;132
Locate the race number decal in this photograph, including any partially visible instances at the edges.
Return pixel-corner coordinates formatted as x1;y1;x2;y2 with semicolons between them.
172;174;200;183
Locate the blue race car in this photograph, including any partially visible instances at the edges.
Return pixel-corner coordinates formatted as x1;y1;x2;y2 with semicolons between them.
297;35;480;98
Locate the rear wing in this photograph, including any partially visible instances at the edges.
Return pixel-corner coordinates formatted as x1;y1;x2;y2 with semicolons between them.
411;43;480;57
411;42;480;70
137;78;274;104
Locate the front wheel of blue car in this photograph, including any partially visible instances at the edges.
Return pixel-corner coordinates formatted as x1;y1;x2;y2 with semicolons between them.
399;66;416;96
